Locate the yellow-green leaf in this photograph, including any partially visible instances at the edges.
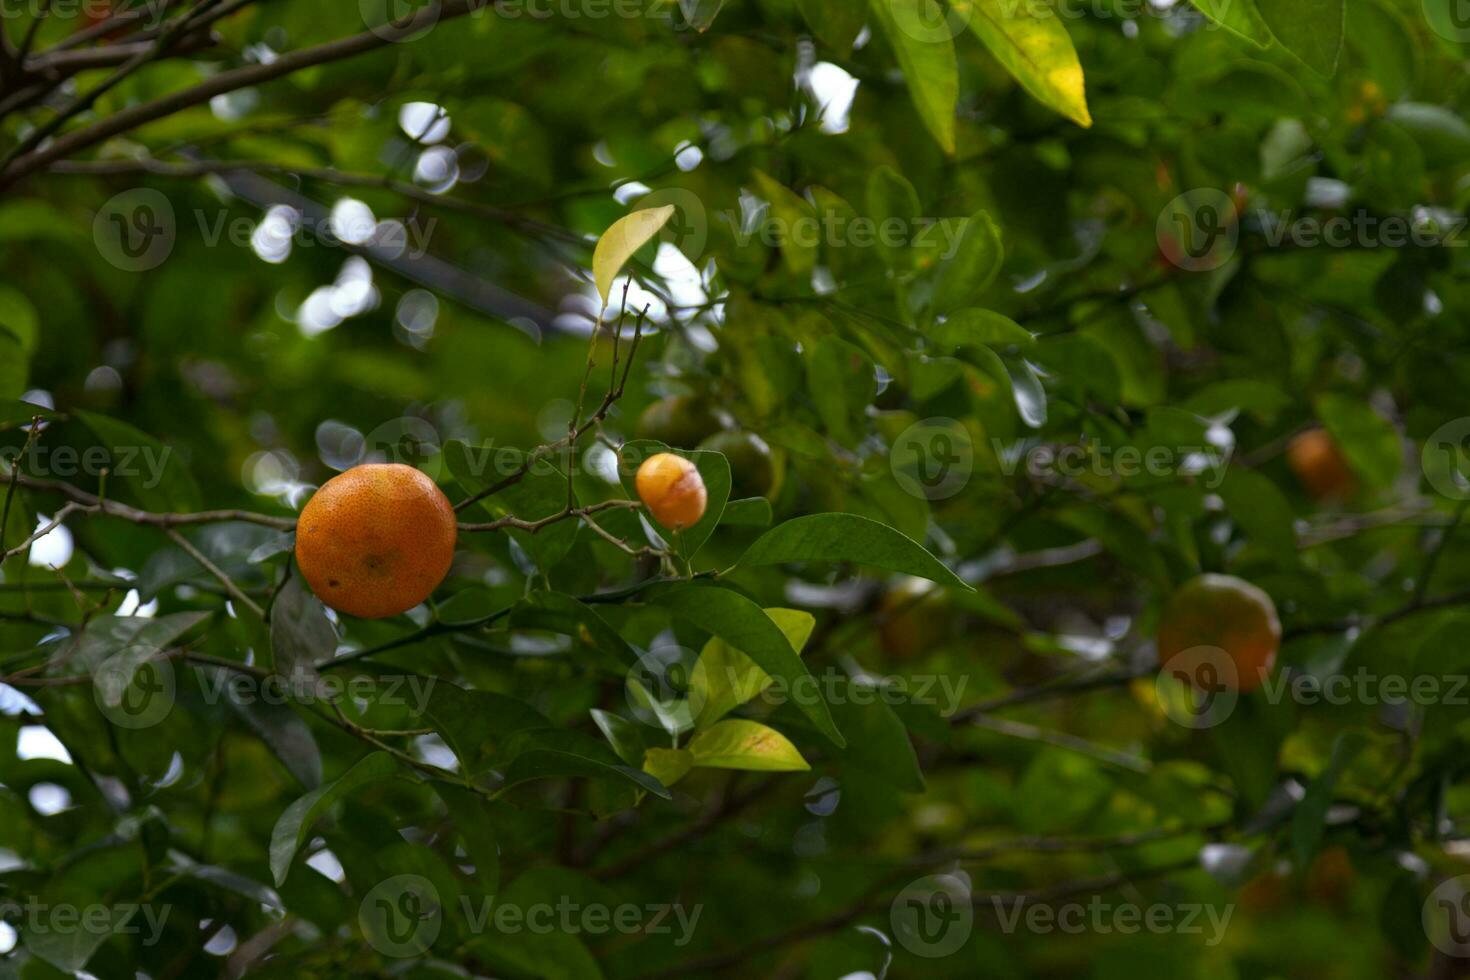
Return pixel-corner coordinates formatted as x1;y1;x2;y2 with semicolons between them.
592;205;675;307
954;0;1091;127
643;747;694;788
868;0;959;153
687;719;810;772
691;608;817;729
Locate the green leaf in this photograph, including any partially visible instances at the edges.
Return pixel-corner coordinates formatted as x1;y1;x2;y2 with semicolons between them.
1292;732;1366;865
930;212;1003;314
721;496;774;527
1314;393;1401;490
954;0;1091;126
0;286;38;355
592;205;675;307
270;570;337;676
432;782;500;897
934;308;1034;350
416;680;552;778
796;0;866;50
0;335;26;401
806;335;876;449
1217;468;1298;567
511;590;639;668
867;166;922;271
738;513;971;590
643;747;694;788
868;0;959;153
590;708;647;766
222;673;323;789
825;676;926;793
691;608;817;728
270;752;401;885
751;169;818;277
1255;0;1344;76
687;719;810;771
498;729;673;799
1190;0;1274;47
75;409;201;512
653;583;845;746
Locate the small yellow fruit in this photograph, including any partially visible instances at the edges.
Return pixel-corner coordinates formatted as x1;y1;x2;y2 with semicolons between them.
635;453;707;530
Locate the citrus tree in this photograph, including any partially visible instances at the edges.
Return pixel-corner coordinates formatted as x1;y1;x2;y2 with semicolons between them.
3;0;1470;977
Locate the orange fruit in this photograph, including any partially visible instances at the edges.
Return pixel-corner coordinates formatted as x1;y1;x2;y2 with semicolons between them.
635;453;707;530
1157;574;1281;693
1287;428;1355;500
295;463;457;619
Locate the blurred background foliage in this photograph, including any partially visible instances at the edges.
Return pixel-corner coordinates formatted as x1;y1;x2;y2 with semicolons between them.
3;0;1470;977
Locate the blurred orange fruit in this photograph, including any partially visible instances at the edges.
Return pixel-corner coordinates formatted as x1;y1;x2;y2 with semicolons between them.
1157;574;1281;693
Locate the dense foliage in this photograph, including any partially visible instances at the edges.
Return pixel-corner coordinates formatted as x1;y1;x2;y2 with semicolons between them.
4;0;1470;976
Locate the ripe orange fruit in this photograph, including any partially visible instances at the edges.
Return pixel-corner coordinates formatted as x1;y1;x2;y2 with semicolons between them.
1157;574;1281;693
295;463;457;619
635;453;707;530
1287;428;1355;500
